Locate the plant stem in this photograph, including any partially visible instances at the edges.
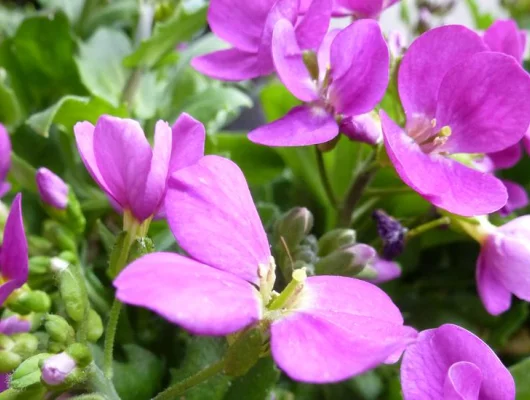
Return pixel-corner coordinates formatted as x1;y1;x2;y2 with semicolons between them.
338;154;378;227
103;299;122;379
406;217;451;240
315;146;338;208
365;187;411;196
152;359;227;400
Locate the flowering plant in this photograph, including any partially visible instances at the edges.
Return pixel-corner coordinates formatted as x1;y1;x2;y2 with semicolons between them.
1;0;530;399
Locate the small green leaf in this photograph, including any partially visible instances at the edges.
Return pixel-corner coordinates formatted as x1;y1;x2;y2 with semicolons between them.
75;28;132;107
224;358;280;400
0;73;22;126
124;4;207;68
10;353;51;390
9;153;37;193
511;356;530;399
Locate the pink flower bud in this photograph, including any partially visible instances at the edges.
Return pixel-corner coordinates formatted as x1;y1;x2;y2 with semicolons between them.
36;168;68;210
41;353;76;386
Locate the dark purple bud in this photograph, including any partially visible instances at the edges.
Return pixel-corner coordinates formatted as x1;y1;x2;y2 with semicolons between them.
372;209;407;260
36;168;68;210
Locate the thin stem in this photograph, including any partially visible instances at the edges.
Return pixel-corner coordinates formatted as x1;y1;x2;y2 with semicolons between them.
365;187;411;196
152;359;226;400
315;146;338;208
338;153;378;227
406;217;451;240
103;299;122;380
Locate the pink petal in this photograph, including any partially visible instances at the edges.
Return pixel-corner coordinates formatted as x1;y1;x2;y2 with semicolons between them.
444;361;482;400
436;52;530;154
271;276;416;383
381;111;508;216
0;373;7;392
0;124;10;183
317;29;340;82
248;105;339;147
368;257;401;284
484;19;526;63
272;19;319;102
334;0;384;18
165;156;271;284
500;180;528;216
207;0;273;52
168;113;206;173
93;116;154;220
329;20;389;117
115;252;262;335
191;48;270;81
401;324;514;400
477;251;512;316
294;0;332;50
398;25;486;119
524;127;530;155
488;143;522;170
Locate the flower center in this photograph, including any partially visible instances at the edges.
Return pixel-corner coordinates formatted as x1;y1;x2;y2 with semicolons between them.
407;115;451;154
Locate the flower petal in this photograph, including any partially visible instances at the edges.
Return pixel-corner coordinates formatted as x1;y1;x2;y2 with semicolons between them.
329;20;389;117
444;361;482;400
115;253;262;336
294;0;332;50
401;324;514;400
488;143;522;170
271;276;416;383
477;250;512;316
191;48;270;81
207;0;273;52
272;19;319;102
398;25;486;119
93;116;153;220
381;111;508;216
500;180;528;216
0;194;27;284
436;52;530;154
36;168;69;210
166;156;270;284
0;124;10;183
169;113;206;173
317;29;340;82
368;257;401;284
248;105;338;147
334;0;384;18
0;316;31;335
484;19;526;63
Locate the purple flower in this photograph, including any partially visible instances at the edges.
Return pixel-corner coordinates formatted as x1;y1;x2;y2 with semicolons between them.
0;315;31;335
249;19;389;147
477;216;530;315
0;124;11;198
499;180;528;216
339;112;382;145
401;324;514;399
381;25;530;216
484;19;526;64
36;168;68;210
192;0;332;81
0;194;28;306
300;0;400;18
115;155;416;383
41;353;76;386
74;114;205;223
0;374;7;393
365;257;402;284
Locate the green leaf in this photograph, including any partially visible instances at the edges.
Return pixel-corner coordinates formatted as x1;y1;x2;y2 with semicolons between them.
464;0;495;29
26;95;127;137
10;353;51;390
124;4;207;68
39;0;84;23
207;132;285;186
171;336;230;400
9;153;37;193
511;356;530;399
80;0;138;39
0;73;22;126
75;28;132;107
224;358;280;400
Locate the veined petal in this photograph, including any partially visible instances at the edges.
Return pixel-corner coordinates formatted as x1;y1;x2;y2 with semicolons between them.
398;25;486;119
93;116;153;220
272;19;319;102
444;362;482;400
191;48;271;81
381;111;508;216
329;20;389;117
115;252;262;336
271;276;416;383
294;0;332;50
166;156;270;284
436;52;530;154
484;19;526;63
248;105;339;147
0;124;10;183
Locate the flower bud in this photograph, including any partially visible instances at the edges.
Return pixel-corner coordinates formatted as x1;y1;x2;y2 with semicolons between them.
291;244;317;265
274;208;314;249
317;229;356;257
41;353;76;386
10;353;51;390
8;290;51;315
44;315;75;344
0;350;21;372
0;315;31;335
43;221;77;253
339;112;382;145
36;168;68;210
66;343;92;368
29;256;51;275
86;309;103;343
373;210;407;260
10;333;38;358
315;244;376;277
358;257;402;284
28;235;53;256
58;265;88;323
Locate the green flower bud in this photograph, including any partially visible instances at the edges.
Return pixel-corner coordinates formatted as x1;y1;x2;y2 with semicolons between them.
8;290;51;315
318;229;357;257
274;208;314;249
224;328;264;377
29;256;51;275
10;353;51;390
66;343;92;368
44;315;75;344
59;266;88;323
0;350;22;372
47;341;67;354
11;333;38;358
43;220;77;253
291;245;317;265
0;334;14;350
27;235;53;256
65;189;86;235
315;244;376;277
86;309;103;343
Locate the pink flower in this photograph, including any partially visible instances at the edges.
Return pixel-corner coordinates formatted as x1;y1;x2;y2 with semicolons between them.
115;156;416;383
300;0;400;19
74;114;205;223
0;124;11;198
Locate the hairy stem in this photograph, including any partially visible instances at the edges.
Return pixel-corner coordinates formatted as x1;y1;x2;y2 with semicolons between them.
103;299;122;380
315;146;338;208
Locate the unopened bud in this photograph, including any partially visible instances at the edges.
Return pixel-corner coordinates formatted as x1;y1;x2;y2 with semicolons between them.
10;333;38;358
315;244;376;277
41;353;76;386
43;221;76;253
339;112;382;145
275;208;314;249
291;245;317;265
8;290;51;314
0;315;31;335
373;210;407;260
44;315;75;344
36;168;68;210
359;257;402;284
58;266;88;323
66;343;92;368
29;256;51;275
86;309;103;343
318;229;356;257
28;235;53;256
0;350;21;372
50;257;70;273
